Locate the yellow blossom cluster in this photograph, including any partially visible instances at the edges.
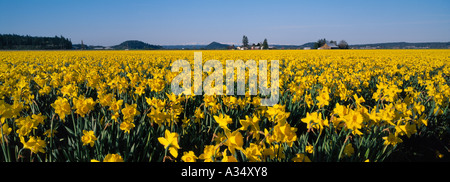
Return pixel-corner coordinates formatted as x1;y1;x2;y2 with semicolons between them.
0;50;448;162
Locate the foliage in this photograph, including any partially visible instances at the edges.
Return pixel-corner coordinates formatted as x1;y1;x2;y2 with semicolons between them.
242;35;249;48
262;39;269;49
313;38;327;49
338;40;349;49
0;34;72;50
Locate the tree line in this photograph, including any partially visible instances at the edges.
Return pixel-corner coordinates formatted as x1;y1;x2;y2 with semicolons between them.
0;34;72;50
242;35;269;49
241;35;349;50
313;38;349;49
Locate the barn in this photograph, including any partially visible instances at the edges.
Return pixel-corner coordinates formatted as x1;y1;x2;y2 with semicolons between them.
318;41;339;49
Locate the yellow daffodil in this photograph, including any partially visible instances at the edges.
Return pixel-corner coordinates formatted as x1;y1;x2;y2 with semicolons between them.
20;136;46;154
383;133;403;146
199;144;221;162
103;153;124;162
51;97;71;121
122;103;140;121
73;96;96;117
181;151;198;162
224;130;244;154
119;120;135;133
213;113;233;131
158;129;180;158
81;130;97;147
221;149;238;162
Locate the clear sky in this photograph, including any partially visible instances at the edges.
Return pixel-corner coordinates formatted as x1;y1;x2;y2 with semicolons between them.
1;0;449;46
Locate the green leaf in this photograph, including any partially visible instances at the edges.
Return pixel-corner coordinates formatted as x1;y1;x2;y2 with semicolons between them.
365;148;370;159
65;125;75;136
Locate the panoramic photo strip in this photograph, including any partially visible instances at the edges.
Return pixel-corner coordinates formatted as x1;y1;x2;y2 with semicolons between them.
0;0;449;179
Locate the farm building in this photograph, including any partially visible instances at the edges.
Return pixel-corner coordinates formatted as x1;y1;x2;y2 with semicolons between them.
318;41;339;49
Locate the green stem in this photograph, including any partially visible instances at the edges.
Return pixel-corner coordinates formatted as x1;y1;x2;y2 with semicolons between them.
1;126;10;162
49;116;54;162
337;131;351;161
314;129;323;146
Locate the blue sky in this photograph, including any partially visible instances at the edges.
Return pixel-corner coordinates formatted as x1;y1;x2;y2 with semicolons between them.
1;0;449;46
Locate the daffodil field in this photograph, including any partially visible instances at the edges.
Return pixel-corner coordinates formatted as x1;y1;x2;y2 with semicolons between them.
0;50;449;162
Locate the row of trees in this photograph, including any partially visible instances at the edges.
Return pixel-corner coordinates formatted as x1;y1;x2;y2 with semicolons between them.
313;38;349;49
242;35;269;49
241;36;349;50
0;34;72;50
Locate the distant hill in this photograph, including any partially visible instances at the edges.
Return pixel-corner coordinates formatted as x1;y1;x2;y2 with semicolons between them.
272;42;316;49
112;40;162;50
300;42;316;48
271;45;301;49
75;40;450;50
204;41;230;50
350;42;450;49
